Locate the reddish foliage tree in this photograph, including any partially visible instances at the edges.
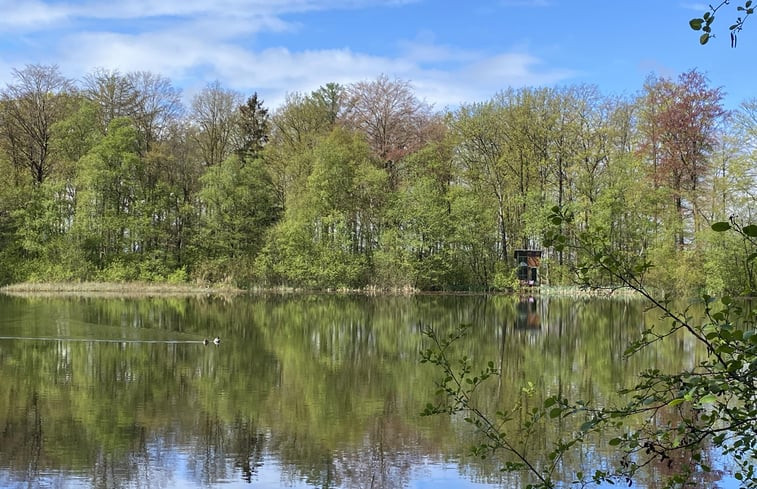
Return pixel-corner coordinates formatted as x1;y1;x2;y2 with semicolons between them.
342;75;441;189
638;69;726;247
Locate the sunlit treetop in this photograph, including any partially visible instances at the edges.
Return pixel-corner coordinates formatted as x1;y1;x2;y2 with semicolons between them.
690;0;754;46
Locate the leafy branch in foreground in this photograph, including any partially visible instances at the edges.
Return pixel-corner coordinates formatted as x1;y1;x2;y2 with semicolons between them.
690;0;755;46
421;206;757;488
420;324;618;489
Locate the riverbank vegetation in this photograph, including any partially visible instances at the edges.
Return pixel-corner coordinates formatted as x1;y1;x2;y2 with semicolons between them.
0;281;242;297
1;66;754;296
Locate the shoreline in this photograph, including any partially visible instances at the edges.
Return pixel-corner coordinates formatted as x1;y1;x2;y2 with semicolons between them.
0;281;244;297
0;281;643;299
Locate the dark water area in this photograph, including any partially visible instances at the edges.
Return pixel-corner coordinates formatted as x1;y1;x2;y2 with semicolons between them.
0;293;739;488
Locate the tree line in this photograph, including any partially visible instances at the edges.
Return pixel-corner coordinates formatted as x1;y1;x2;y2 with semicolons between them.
0;65;754;293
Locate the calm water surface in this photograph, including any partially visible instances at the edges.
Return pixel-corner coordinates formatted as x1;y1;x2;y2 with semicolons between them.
0;293;738;488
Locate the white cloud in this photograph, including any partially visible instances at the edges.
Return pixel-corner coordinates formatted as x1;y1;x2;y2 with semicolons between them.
0;0;421;28
397;33;480;65
0;0;576;109
0;0;70;29
679;3;709;12
54;27;574;109
234;47;574;108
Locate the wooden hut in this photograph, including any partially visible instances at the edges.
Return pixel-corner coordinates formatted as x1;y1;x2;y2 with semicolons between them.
514;249;542;286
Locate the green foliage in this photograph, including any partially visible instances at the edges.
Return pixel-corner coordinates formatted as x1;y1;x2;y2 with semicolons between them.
492;262;519;291
165;266;188;284
193;154;279;286
372;228;415;289
690;1;754;46
52;98;102;169
96;259;137;282
710;219;757;295
375;143;463;290
446;187;499;289
73;117;145;270
0;71;753;293
256;128;381;289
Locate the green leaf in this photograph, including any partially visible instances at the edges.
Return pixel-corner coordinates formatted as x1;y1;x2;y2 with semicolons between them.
549;407;563;419
608;438;622;446
711;221;731;232
742;224;757;237
669;398;685;407
700;33;711;44
699;394;718;405
690;18;704;30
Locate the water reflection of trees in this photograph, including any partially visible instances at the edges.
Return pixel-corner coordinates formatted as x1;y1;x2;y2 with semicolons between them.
0;294;720;488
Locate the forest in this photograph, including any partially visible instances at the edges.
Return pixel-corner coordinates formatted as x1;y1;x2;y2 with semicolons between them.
0;65;754;294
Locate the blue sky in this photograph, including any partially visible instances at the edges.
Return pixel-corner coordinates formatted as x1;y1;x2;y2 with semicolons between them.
0;1;753;110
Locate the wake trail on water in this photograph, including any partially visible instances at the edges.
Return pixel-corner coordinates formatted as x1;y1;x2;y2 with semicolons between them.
0;336;208;344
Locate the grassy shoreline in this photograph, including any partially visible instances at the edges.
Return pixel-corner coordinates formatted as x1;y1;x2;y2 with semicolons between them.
0;281;243;297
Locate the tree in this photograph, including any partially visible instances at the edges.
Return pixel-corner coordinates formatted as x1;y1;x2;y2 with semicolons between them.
141;119;204;272
234;93;270;160
256;128;386;288
452;88;557;263
0;157;27;284
271;86;342;152
193;154;279;285
637;70;726;249
0;64;75;184
697;102;757;294
265;85;345;211
375;142;458;290
311;82;344;126
127;71;183;152
189;81;243;167
82;68;141;135
452;98;514;262
343;75;437;189
73;117;145;273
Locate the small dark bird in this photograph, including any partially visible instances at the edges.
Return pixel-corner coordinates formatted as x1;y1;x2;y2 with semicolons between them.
203;338;209;345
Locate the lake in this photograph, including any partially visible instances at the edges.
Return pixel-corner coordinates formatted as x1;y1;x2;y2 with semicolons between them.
0;293;738;488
